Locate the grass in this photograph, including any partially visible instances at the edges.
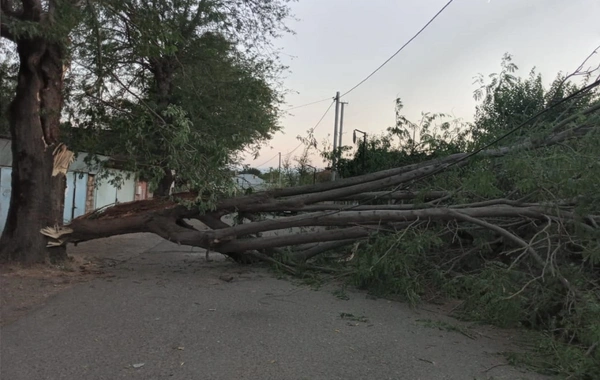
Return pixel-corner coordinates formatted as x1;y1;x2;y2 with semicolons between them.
332;288;350;300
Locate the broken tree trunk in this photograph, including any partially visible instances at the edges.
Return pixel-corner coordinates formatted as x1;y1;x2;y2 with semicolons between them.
0;21;72;263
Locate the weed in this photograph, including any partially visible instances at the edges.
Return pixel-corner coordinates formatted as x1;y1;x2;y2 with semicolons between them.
333;288;350;300
502;331;600;378
342;227;600;378
298;273;323;290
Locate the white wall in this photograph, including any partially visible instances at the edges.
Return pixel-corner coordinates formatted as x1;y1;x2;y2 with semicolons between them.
94;170;137;209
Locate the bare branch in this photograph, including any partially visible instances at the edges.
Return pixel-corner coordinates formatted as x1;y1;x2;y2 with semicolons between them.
289;239;359;262
208;206;546;241
447;210;578;295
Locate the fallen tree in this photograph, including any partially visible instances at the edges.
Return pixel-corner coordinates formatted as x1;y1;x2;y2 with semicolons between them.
42;120;598;270
40;54;600;377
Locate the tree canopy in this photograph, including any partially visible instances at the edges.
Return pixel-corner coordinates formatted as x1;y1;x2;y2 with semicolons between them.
62;0;292;197
0;0;294;262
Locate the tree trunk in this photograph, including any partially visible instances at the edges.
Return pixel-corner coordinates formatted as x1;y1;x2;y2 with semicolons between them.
154;168;174;197
148;57;176;197
0;38;67;264
49;146;70;263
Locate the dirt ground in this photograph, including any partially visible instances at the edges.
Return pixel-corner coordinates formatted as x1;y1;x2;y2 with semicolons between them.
0;254;105;325
0;233;164;326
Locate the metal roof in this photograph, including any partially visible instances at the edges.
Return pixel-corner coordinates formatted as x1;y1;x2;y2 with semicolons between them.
234;174;266;189
0;137;108;174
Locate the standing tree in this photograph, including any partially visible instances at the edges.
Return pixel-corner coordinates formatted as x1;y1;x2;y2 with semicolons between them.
67;0;291;198
0;0;293;263
0;0;81;263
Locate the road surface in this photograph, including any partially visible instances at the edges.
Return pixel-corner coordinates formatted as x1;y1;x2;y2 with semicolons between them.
1;234;547;380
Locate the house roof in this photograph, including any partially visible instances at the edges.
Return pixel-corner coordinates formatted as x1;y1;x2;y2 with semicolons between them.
0;137;109;174
234;173;265;188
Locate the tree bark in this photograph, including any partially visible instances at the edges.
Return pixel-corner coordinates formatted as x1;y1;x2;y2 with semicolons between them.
154;168;174;197
147;57;177;196
0;37;68;263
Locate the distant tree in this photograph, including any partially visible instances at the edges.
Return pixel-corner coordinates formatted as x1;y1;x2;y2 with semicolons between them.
471;53;596;145
332;100;466;179
294;148;315;185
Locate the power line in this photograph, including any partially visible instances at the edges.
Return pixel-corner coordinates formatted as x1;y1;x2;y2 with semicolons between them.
254;99;335;168
433;77;600;174
279;0;455;162
285;97;332;111
285;99;336;158
254;152;280;168
341;0;454;98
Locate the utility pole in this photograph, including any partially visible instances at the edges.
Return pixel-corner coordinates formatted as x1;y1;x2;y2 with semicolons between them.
339;101;348;148
331;91;341;181
306;164;317;184
353;129;367;173
278;152;282;187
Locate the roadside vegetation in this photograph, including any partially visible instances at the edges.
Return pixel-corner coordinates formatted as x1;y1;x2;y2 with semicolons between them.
277;54;600;379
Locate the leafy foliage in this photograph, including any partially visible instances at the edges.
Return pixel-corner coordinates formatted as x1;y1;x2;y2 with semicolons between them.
63;0;292;197
314;54;600;378
0;47;17;136
327;99;468;179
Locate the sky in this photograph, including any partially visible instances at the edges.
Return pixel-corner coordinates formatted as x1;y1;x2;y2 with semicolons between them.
243;0;600;170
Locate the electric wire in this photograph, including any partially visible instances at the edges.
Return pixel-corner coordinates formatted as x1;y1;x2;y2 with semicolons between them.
254;152;280;169
285;97;332;111
341;0;455;98
280;1;454;113
254;99;335;168
258;0;453;171
266;0;454;168
285;99;336;158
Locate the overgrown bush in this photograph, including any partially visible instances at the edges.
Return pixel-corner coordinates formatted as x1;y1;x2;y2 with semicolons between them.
318;54;600;378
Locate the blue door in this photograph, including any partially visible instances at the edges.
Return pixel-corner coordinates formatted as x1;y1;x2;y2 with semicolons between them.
1;168;88;232
63;172;88;223
0;167;12;233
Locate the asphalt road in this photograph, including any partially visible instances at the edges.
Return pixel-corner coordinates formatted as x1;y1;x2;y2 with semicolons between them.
0;234;547;380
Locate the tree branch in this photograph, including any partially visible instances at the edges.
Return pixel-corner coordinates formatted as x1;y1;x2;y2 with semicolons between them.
215;227;373;252
208;206;548;242
289;239;359;263
447;210;578;295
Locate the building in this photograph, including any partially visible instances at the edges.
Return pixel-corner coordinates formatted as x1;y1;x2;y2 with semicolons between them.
0;137;150;232
234;173;266;193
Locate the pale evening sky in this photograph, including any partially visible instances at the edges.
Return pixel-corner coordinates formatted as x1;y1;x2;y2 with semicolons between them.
243;0;600;170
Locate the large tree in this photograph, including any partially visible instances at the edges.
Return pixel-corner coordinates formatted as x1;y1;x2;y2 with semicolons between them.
0;0;293;263
67;0;291;197
0;0;81;263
